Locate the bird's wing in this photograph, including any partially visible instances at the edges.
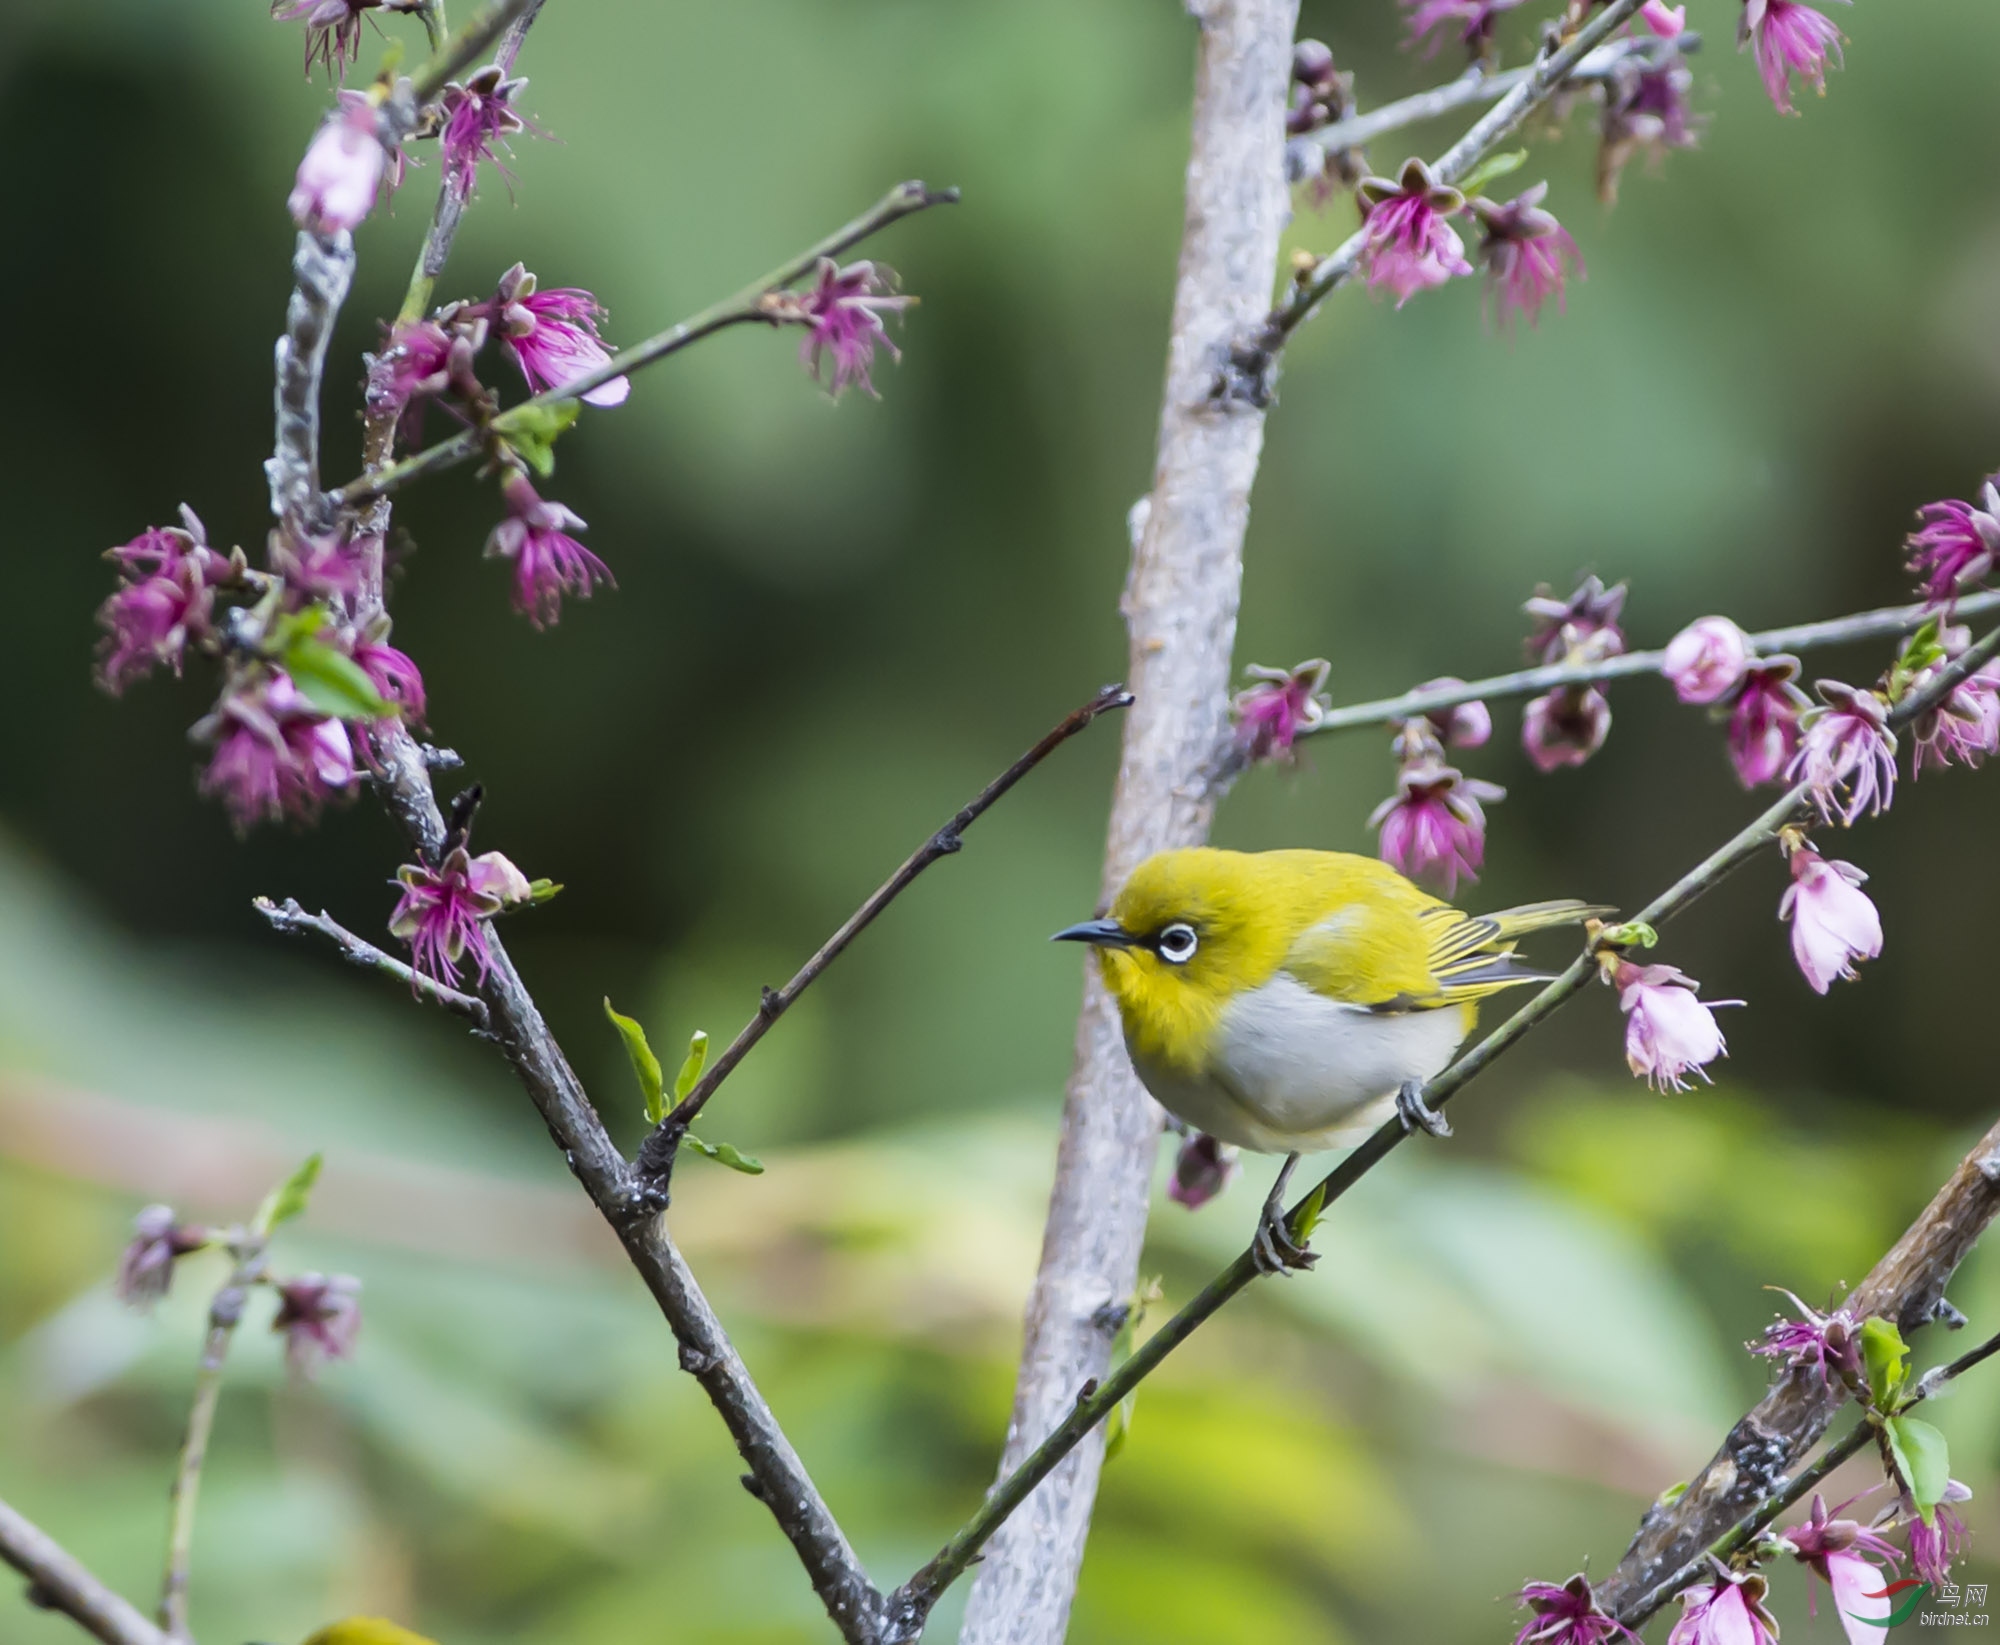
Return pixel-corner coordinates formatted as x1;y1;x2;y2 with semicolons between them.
1279;898;1444;1010
1413;898;1609;1007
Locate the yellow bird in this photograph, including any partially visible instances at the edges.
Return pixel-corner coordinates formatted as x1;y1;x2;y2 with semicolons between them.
301;1622;439;1645
1053;848;1600;1269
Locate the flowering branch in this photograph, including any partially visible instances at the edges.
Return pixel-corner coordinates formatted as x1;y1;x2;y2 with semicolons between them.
331;179;959;509
0;1498;164;1645
1292;587;2000;739
1602;1128;2000;1625
632;683;1133;1187
900;623;2000;1625
255;896;490;1024
1305;30;1683;158
158;1242;266;1642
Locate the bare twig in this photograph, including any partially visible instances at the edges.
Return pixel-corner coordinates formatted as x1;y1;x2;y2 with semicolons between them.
159;1245;264;1642
405;0;537;105
0;1497;165;1645
902;625;2000;1624
1306;31;1686;157
633;683;1134;1185
1605;1133;2000;1624
954;4;1299;1642
331;180;960;509
265;231;355;536
1291;587;2000;739
254;897;491;1025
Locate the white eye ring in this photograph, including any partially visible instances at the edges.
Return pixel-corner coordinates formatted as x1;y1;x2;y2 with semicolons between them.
1155;922;1198;964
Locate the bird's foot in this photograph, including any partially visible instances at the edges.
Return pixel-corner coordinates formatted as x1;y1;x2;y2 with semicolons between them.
1396;1079;1451;1138
1250;1152;1318;1277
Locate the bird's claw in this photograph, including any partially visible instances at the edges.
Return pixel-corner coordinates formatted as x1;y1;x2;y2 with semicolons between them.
1396;1079;1451;1138
1250;1152;1317;1276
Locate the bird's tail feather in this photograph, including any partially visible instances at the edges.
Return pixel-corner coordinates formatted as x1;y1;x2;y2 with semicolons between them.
1420;898;1611;1004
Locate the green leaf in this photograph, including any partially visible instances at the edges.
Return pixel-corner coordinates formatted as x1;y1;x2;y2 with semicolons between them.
282;633;395;720
672;1030;710;1103
1101;1280;1158;1463
1599;920;1659;951
603;999;665;1123
1290;1181;1328;1247
684;1135;764;1174
1458;149;1528;198
1861;1316;1910;1409
1887;1415;1952;1524
253;1152;323;1237
527;878;563;905
492;400;582;478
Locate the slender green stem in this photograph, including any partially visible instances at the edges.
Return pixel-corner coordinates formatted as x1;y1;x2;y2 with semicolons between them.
332;180;959;509
406;0;534;105
158;1245;265;1642
892;624;2000;1627
1297;588;2000;738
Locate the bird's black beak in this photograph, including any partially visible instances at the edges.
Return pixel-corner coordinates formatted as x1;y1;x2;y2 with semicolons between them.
1050;917;1134;948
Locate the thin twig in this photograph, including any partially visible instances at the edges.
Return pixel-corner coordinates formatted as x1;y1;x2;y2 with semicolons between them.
634;684;1133;1183
254;897;491;1025
405;0;537;105
896;625;2000;1626
158;1245;264;1642
265;231;356;536
330;180;959;509
1293;588;2000;738
0;1496;165;1645
1306;32;1684;157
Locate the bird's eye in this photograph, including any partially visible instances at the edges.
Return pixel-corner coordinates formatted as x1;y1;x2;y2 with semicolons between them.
1155;922;1198;964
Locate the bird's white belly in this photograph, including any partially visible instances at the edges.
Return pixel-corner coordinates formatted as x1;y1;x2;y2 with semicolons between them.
1130;975;1468;1154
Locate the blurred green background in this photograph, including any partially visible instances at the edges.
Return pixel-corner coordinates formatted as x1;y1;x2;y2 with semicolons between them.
4;0;1999;1639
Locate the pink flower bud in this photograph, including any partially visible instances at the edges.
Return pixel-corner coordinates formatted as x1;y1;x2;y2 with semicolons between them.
785;258;913;399
485;471;613;628
1613;961;1735;1092
271;1273;362;1376
1778;847;1881;993
1167;1133;1239;1210
1369;762;1505;893
1666;1571;1777;1645
1727;657;1808;786
1741;0;1847;117
1469;182;1584;332
1522;686;1611;771
1412;679;1492;748
1231;659;1330;763
288;92;386;236
1661;617;1751;705
1640;0;1687;35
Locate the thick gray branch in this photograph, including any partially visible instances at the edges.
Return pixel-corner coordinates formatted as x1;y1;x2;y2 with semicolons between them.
1601;1114;2000;1621
955;3;1298;1642
265;231;355;536
0;1496;165;1645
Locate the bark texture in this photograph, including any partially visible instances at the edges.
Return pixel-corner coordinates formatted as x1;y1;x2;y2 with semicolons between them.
956;1;1298;1638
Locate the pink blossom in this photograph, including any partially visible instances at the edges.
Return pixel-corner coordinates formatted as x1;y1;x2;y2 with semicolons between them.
1640;1;1687;37
438;64;530;194
794;258;913;399
288;92;386;236
364;317;460;441
1471;182;1584;331
1784;1494;1901;1645
1599;57;1701;203
271;1273;362;1375
353;636;427;725
96;511;230;692
1614;961;1735;1092
1741;0;1846;116
1525;575;1627;666
1906;482;2000;612
272;0;382;81
485;471;613;627
1357;161;1473;307
1412;679;1492;748
494;265;629;407
195;671;358;832
1513;1575;1637;1645
1748;1289;1859;1385
1913;661;2000;774
1662;617;1751;705
1727;657;1809;786
1788;682;1897;824
1667;1572;1777;1645
1167;1133;1239;1210
1369;762;1506;893
114;1205;209;1309
1906;1484;1972;1587
1401;0;1523;57
272;529;368;601
1779;847;1881;993
1522;686;1611;771
388;846;532;990
1232;659;1330;762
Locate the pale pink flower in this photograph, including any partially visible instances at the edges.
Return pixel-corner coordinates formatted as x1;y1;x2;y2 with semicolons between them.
352;636;427;726
1667;1572;1777;1645
388;846;532;989
194;671;358;832
272;0;382;81
1232;659;1330;762
95;510;230;693
1525;575;1627;666
795;259;913;399
1906;482;2000;613
484;470;613;627
437;64;530;194
493;264;629;407
1357;160;1472;307
1167;1133;1239;1210
1370;762;1506;893
1614;961;1735;1092
272;1273;362;1375
1640;1;1687;37
1727;657;1809;786
1906;1484;1973;1587
1470;182;1584;331
1512;1575;1637;1645
1779;847;1881;993
1401;0;1523;57
1741;0;1846;115
1522;686;1611;771
1788;682;1896;824
271;529;368;601
1599;56;1701;204
288;92;386;235
1662;617;1751;705
1412;679;1492;748
1913;661;2000;774
1785;1495;1901;1645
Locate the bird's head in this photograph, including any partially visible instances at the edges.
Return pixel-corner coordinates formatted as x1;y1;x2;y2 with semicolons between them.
1052;848;1290;1065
